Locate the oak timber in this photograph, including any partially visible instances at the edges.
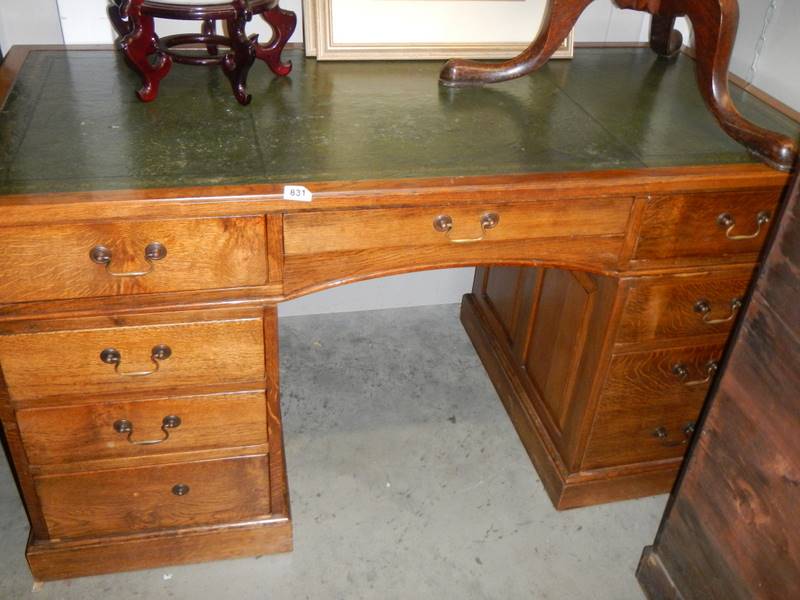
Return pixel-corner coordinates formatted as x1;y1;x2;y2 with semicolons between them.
0;46;796;580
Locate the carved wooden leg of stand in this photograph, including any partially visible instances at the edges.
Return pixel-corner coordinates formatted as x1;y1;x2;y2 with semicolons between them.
203;19;219;56
108;0;132;37
439;0;594;86
676;0;797;170
255;5;297;76
649;14;682;59
223;15;256;105
117;0;172;102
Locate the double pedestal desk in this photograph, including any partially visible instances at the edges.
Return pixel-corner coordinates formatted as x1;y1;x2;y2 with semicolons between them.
0;47;796;580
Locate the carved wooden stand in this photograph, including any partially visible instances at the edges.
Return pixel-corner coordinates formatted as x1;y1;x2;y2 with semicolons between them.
109;0;296;105
439;0;798;171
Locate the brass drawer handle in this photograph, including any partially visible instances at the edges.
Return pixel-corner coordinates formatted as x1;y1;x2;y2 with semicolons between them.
433;212;500;243
90;242;167;277
671;360;719;386
653;422;696;447
113;415;182;446
716;211;770;240
100;344;172;377
693;297;743;324
172;484;190;497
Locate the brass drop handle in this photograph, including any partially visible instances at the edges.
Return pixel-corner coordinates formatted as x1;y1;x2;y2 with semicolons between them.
717;211;770;240
100;344;172;377
433;212;500;243
113;415;182;446
653;421;697;447
693;297;743;324
90;242;167;277
672;360;719;387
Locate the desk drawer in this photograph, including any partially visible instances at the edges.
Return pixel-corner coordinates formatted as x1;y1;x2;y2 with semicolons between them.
581;343;723;470
616;271;753;345
633;190;778;262
0;216;267;304
284;197;633;255
0;312;265;402
17;392;268;465
35;454;271;539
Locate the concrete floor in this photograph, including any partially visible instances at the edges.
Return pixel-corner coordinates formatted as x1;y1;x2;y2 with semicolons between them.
0;304;667;599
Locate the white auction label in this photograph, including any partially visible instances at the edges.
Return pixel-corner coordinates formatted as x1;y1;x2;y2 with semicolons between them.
283;185;313;202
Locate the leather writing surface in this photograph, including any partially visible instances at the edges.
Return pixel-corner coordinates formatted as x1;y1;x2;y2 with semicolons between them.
0;49;797;196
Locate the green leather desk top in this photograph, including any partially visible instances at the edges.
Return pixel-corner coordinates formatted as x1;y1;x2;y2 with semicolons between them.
0;47;797;195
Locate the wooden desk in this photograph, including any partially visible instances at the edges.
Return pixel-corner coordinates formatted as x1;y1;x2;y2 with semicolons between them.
0;47;796;581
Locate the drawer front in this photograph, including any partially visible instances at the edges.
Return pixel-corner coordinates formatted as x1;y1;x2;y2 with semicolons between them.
634;190;779;261
36;455;271;539
617;273;753;345
0;216;267;304
17;392;268;465
284;197;633;255
0;315;265;402
582;344;723;470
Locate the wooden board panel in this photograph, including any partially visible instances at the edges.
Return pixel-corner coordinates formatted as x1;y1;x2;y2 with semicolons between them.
36;454;271;539
460;293;684;510
524;270;596;431
648;286;800;599
637;159;800;600
484;266;523;342
634;191;778;262
617;270;754;345
17;391;269;465
0;314;265;402
283;198;634;255
282;236;627;297
471;267;626;475
26;519;292;582
0;217;268;304
582;343;724;470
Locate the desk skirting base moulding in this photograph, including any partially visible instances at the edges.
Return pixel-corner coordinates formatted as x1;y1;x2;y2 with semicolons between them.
0;43;797;581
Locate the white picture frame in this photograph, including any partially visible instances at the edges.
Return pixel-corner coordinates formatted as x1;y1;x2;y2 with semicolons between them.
303;0;573;61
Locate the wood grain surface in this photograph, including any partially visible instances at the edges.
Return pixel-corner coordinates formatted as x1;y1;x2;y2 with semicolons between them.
616;269;755;345
36;454;271;539
0;312;265;402
633;190;779;262
17;391;269;465
582;343;724;470
637;158;800;600
283;197;634;255
0;45;795;580
482;266;524;344
461;291;685;509
523;269;597;432
26;518;292;581
282;236;627;298
0;216;267;303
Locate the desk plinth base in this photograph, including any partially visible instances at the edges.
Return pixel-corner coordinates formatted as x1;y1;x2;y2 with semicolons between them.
26;518;292;582
460;292;681;510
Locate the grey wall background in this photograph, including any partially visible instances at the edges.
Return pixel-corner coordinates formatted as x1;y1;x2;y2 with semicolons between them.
0;0;796;317
0;0;63;49
731;0;798;110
